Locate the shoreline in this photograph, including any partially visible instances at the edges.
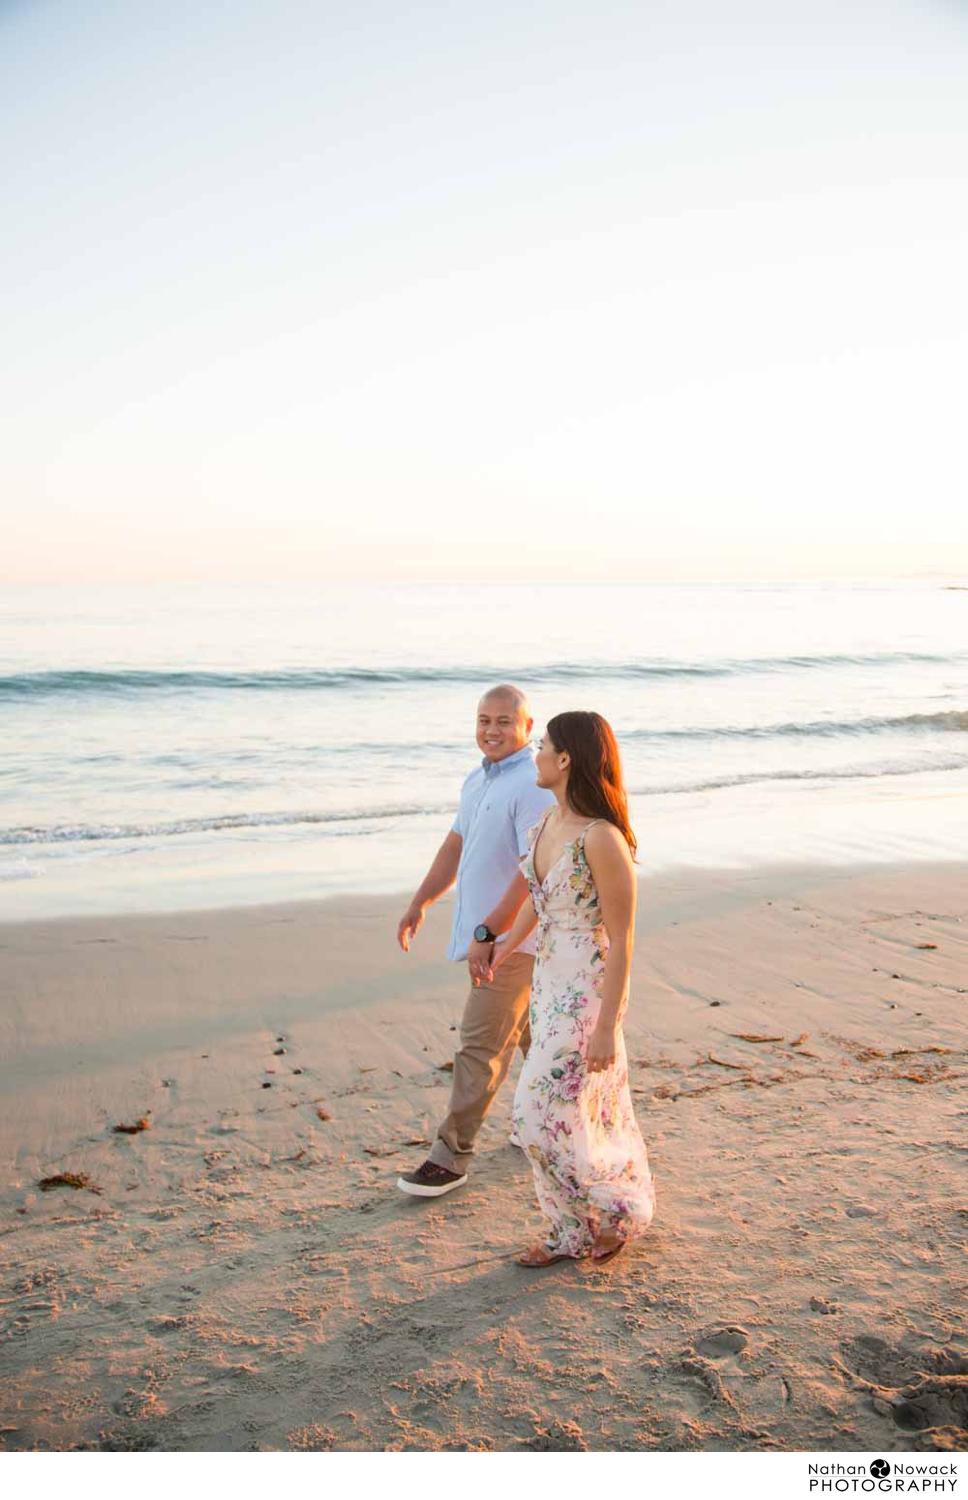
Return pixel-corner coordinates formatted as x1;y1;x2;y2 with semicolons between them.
1;857;966;1452
6;759;968;924
6;834;968;928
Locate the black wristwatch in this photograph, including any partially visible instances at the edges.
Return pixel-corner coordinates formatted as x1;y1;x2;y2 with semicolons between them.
473;923;497;944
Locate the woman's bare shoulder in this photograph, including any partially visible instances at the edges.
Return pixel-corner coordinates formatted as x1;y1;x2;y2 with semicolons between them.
584;819;631;858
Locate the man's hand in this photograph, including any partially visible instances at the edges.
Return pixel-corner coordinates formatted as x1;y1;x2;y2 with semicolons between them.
467;938;495;987
587;1022;617;1074
397;903;425;953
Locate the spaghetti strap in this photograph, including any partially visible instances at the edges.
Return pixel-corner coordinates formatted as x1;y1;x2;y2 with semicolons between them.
533;808;554;845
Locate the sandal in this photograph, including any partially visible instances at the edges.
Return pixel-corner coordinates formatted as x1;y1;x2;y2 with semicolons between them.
516;1244;572;1268
590;1238;626;1266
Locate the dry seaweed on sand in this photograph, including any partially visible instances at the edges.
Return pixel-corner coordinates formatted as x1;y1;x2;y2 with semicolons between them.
38;1172;102;1195
113;1117;151;1134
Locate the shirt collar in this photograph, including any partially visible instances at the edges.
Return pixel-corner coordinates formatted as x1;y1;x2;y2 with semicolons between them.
481;744;534;775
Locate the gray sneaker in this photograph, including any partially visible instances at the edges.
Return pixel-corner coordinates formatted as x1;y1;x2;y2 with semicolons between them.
397;1160;468;1197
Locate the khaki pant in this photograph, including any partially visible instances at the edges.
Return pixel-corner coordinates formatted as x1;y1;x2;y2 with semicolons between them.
428;950;534;1174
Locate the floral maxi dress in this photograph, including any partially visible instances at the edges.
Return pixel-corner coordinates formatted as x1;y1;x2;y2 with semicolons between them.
511;815;657;1258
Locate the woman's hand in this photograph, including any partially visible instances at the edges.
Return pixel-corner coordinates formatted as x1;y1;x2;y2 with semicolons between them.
467;939;495;987
587;1022;617;1074
482;943;507;982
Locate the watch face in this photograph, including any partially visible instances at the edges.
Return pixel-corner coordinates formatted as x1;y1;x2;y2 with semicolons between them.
474;925;488;942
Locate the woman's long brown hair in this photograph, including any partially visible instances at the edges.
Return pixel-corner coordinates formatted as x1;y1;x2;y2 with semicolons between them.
546;711;637;858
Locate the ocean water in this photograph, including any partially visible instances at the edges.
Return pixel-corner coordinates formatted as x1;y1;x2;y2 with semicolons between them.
2;580;967;917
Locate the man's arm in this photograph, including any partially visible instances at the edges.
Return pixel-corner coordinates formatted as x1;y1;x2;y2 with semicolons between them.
466;791;550;982
397;830;463;952
513;789;555;861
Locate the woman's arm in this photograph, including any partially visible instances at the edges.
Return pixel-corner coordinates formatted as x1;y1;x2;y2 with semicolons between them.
483;888;538;980
583;822;636;1073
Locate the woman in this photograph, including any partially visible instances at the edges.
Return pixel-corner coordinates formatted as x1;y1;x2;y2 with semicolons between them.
486;711;656;1266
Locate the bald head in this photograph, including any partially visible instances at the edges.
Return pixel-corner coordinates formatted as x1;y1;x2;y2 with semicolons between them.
476;684;533;763
479;683;530;718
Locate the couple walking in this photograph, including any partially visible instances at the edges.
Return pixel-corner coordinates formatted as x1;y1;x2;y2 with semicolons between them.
396;684;656;1266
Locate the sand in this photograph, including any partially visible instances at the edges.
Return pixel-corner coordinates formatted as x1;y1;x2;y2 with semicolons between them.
0;861;966;1453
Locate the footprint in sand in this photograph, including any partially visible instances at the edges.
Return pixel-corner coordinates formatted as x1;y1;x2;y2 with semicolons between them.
673;1354;734;1406
148;1314;188;1335
892;1378;968;1434
843;1333;968;1395
522;1419;588;1451
843;1333;913;1383
695;1325;750;1358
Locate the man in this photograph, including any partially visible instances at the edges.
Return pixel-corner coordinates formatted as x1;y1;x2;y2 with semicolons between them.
396;684;555;1197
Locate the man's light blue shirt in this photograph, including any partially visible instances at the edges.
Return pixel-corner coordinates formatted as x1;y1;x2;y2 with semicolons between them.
447;745;555;962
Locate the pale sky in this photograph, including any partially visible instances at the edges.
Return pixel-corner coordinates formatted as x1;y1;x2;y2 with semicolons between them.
2;0;967;584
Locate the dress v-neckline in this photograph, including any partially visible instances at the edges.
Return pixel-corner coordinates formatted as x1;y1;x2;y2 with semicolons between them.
532;813;596;890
